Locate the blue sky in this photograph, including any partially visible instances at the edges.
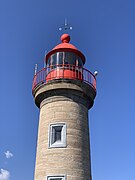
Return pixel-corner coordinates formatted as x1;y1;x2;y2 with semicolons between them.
0;0;135;179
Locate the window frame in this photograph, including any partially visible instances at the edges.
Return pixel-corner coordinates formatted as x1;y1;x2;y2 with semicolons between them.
47;175;66;180
48;123;67;148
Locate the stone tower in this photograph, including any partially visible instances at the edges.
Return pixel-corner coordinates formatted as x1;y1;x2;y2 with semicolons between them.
32;34;96;180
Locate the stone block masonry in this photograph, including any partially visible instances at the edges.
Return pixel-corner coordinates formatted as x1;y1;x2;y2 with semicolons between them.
33;79;96;180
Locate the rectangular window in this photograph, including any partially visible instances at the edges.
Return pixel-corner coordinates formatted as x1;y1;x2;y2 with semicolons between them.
49;123;66;148
54;126;62;142
47;175;66;180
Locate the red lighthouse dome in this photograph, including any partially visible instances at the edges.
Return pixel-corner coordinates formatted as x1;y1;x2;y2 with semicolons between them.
46;34;86;65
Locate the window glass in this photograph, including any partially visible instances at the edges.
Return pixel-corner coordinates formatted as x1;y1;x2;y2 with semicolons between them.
47;52;83;67
49;178;62;180
57;52;63;65
47;176;65;180
47;58;51;66
49;123;66;148
56;53;59;65
77;56;83;67
51;54;57;66
64;52;76;65
54;126;62;142
49;54;57;69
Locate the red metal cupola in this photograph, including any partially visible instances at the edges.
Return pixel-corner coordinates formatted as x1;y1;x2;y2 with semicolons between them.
32;34;96;93
46;34;86;65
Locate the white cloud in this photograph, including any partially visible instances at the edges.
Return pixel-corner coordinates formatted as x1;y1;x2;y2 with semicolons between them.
0;169;10;180
4;151;13;159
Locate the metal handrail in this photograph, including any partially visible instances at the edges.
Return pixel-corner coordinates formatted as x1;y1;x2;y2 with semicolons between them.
32;64;96;92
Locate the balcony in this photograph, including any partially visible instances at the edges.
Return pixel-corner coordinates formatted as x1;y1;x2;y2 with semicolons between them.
32;64;96;93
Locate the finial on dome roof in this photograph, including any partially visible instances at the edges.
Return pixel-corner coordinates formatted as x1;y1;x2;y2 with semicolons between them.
61;34;70;43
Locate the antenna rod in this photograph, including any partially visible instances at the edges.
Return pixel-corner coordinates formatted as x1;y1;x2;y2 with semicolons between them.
34;64;38;75
44;50;47;68
65;18;67;26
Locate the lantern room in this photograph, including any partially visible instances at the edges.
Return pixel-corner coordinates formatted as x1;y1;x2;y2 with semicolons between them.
46;34;85;66
32;34;96;93
45;34;85;82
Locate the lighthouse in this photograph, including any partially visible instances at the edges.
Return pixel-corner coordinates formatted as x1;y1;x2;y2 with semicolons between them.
32;33;96;180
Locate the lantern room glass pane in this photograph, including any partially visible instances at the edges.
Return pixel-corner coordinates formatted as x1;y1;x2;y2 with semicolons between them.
64;52;76;65
47;58;51;67
47;52;83;67
57;52;63;65
51;54;57;66
77;56;83;67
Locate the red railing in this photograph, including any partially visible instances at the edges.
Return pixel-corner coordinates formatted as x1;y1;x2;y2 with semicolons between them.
32;64;96;92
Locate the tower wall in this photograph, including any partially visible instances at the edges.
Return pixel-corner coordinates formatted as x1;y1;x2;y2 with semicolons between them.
33;80;96;180
35;99;90;180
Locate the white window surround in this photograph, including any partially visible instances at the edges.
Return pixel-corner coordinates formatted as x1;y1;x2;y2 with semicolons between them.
49;123;67;148
47;175;66;180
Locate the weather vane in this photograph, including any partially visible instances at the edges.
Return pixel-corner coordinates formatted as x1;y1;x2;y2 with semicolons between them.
59;19;72;31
